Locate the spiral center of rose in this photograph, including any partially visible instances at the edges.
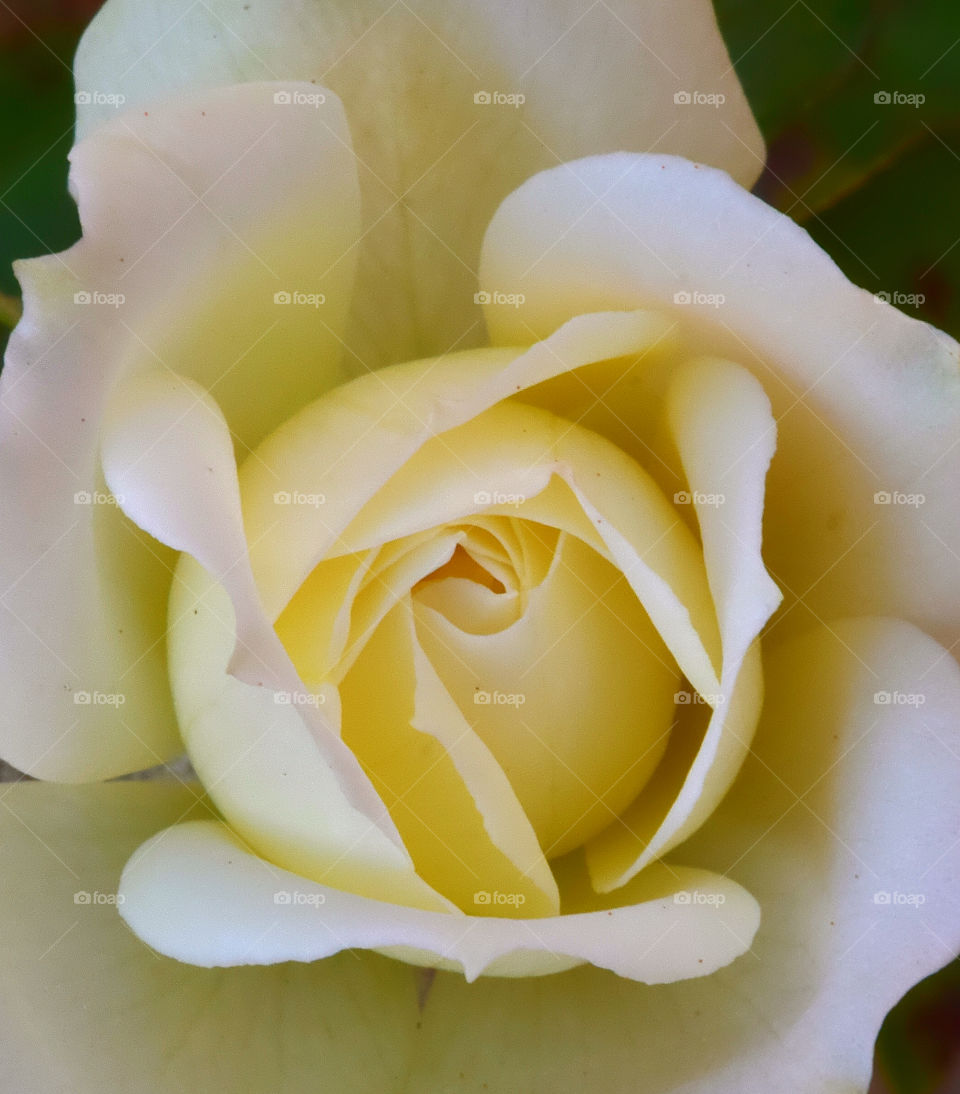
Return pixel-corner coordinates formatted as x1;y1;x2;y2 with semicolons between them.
273;429;681;865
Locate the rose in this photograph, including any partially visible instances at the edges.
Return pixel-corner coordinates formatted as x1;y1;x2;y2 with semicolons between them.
0;6;958;1094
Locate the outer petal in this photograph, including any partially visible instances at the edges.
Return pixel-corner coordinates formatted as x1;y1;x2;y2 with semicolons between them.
101;368;458;912
0;783;421;1094
397;618;960;1092
74;0;763;368
0;81;360;779
117;818;759;983
480;153;960;648
586;356;782;889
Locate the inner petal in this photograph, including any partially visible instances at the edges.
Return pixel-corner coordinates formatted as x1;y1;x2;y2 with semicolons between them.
415;531;680;858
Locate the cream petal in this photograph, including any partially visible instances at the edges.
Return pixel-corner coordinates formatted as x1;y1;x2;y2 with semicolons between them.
243;358;722;700
479;152;960;647
340;598;560;916
0;783;421;1093
170;560;453;913
102;368;461;912
75;0;762;368
587;356;781;890
117;816;759;983
239;311;672;608
397;617;960;1092
416;532;679;858
0;80;360;779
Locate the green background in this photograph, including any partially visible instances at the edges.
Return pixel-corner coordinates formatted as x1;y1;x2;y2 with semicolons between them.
0;2;957;1090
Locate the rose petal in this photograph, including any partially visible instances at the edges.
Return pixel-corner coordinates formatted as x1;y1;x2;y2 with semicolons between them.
0;783;421;1093
587;356;781;890
0;81;360;779
117;816;759;983
242;345;722;700
416;531;678;858
340;598;560;916
394;618;960;1092
75;0;762;368
479;152;960;647
103;369;460;911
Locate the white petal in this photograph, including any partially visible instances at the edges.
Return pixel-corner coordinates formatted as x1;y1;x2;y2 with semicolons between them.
587;356;782;889
75;0;762;367
102;368;459;912
118;817;759;983
0;80;360;779
0;783;420;1093
479;152;960;647
396;618;960;1092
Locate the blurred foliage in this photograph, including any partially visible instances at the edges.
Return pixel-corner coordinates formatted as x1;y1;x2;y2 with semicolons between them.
716;0;960;339
0;3;91;299
0;1;957;1091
